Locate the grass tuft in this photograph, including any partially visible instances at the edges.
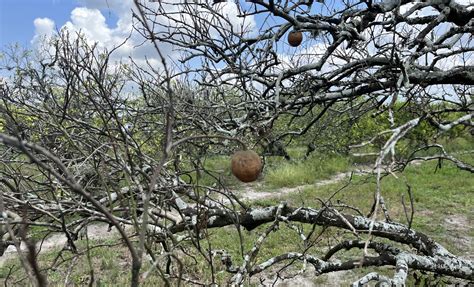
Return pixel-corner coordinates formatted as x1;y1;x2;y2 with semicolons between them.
263;154;351;188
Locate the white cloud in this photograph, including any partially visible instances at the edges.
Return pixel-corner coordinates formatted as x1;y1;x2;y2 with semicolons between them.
63;7;113;44
31;18;55;44
29;1;165;71
77;0;132;16
212;2;256;35
454;0;474;6
30;0;256;72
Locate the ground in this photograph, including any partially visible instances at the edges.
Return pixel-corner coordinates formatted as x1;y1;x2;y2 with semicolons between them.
0;152;473;286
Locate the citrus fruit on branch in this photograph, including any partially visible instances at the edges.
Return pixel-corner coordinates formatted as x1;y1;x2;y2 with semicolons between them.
288;30;303;47
231;150;262;182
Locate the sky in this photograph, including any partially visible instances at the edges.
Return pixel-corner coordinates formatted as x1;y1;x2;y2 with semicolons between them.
0;0;120;48
0;0;260;71
1;0;472;47
0;0;471;74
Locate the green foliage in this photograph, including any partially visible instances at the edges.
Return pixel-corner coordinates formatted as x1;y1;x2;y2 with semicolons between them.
263;152;351;188
269;99;472;159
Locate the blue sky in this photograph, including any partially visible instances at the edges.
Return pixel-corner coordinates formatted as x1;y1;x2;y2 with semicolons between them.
0;0;262;69
0;0;169;70
2;0;470;75
0;0;119;48
0;0;325;51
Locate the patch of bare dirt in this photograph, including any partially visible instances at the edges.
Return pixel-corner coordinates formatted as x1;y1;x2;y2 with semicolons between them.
0;223;125;268
251;268;355;286
236;167;372;201
417;209;435;217
443;214;473;260
0;165;373;275
444;214;470;232
320;270;356;286
2;161;471;287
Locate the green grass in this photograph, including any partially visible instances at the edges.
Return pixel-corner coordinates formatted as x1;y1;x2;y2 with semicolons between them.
0;240;164;286
1;152;472;286
186;148;353;190
181;154;239;187
270;157;474;255
179;136;473;190
263;153;351;188
220;156;473;284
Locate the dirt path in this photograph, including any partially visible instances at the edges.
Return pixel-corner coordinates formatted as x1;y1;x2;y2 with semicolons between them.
0;224;124;268
0;166;373;269
1;160;471;285
236;167;372;202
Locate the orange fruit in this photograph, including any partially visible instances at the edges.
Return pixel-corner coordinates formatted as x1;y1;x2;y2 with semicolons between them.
288;30;303;47
231;150;262;182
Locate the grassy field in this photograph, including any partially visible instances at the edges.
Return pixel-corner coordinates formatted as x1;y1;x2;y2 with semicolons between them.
192;147;353;189
1;147;473;286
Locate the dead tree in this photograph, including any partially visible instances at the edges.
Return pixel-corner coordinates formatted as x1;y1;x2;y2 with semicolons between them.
0;0;472;286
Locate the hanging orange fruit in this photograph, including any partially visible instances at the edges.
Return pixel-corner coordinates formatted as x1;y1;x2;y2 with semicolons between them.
288;30;303;47
231;150;262;182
